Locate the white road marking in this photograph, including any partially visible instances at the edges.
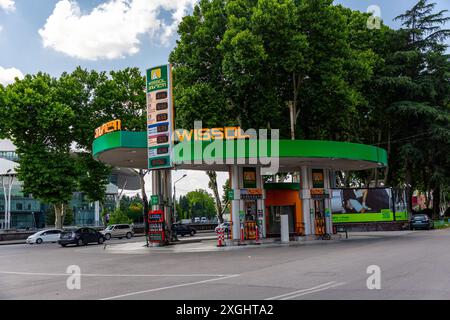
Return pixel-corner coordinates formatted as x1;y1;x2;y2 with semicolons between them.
280;282;346;300
0;271;238;278
265;281;346;300
100;274;240;300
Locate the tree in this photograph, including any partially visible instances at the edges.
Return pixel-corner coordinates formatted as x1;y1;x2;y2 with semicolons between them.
76;152;111;206
185;189;216;218
384;0;450;218
108;208;132;225
2;73;78;229
206;171;224;223
178;195;190;219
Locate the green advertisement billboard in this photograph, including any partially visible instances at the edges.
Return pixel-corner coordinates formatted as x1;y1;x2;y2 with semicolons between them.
331;188;408;223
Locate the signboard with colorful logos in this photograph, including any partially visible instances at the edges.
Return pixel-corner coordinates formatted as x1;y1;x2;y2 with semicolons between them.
146;64;174;170
240;188;263;200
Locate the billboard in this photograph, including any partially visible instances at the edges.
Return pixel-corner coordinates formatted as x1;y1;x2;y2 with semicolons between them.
331;188;408;223
146;64;174;170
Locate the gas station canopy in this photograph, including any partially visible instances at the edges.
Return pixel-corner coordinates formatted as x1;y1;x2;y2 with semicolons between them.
93;131;387;172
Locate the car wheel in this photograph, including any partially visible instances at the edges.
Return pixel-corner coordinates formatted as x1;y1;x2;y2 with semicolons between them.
190;231;195;236
98;237;104;244
60;244;66;247
126;232;132;239
77;239;84;246
36;238;43;244
105;233;111;240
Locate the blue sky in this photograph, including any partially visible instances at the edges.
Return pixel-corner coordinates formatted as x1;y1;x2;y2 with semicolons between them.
0;0;448;84
0;0;449;196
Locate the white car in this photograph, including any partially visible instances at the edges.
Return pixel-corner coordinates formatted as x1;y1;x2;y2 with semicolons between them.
100;224;134;240
26;229;62;244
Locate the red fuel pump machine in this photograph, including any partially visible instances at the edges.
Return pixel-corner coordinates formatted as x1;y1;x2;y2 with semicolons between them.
148;210;165;243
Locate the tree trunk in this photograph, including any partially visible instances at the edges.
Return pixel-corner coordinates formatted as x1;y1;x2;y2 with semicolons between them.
432;186;441;220
383;126;391;186
54;203;63;229
405;162;413;215
206;171;223;223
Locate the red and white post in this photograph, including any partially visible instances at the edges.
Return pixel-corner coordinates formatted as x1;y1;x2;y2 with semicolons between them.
217;227;225;247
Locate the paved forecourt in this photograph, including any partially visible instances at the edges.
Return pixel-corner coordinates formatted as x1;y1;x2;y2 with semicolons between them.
1;229;450;300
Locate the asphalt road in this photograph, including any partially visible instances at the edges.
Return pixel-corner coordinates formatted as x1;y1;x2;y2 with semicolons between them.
0;229;449;300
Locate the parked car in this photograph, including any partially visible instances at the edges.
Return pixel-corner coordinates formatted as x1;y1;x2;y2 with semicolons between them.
215;222;231;234
101;224;134;240
58;227;105;247
26;229;62;244
200;217;208;223
410;214;434;230
172;224;196;236
193;217;200;223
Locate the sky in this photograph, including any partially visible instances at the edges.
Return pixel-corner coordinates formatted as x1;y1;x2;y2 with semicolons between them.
0;0;449;197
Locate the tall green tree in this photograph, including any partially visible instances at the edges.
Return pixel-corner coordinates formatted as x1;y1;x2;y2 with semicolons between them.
2;73;78;228
384;0;450;217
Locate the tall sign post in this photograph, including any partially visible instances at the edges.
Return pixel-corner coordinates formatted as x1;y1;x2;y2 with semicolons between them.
146;64;174;244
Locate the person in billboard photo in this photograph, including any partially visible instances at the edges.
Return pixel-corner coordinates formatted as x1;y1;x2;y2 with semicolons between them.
342;189;390;214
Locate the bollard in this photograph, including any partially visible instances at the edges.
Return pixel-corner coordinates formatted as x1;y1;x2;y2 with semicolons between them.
217;227;225;247
255;225;261;245
239;224;246;245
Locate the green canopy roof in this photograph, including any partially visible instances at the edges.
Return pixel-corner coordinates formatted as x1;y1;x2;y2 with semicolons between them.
93;131;387;171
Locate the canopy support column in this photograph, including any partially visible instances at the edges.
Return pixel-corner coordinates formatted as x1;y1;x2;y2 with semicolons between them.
301;166;312;236
231;165;240;241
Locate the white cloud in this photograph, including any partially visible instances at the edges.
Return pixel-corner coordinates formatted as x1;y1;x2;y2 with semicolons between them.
0;66;24;86
0;25;3;32
0;0;15;12
38;0;196;60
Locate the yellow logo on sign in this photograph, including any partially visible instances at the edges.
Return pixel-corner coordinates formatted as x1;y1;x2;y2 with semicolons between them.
151;69;161;80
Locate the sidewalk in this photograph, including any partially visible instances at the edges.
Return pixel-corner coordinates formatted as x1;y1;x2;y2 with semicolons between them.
0;232;217;246
0;239;26;245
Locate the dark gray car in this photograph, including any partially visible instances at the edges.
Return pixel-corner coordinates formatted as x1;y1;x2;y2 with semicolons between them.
410;214;434;230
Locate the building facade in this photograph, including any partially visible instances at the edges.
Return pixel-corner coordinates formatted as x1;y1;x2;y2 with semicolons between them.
0;139;121;229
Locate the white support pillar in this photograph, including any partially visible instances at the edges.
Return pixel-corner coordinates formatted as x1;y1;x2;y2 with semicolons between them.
280;214;289;243
6;176;13;230
2;177;7;230
231;165;241;241
300;166;313;236
324;169;333;234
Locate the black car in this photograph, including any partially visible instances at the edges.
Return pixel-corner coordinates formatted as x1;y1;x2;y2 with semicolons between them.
58;227;106;247
410;214;434;230
172;224;196;236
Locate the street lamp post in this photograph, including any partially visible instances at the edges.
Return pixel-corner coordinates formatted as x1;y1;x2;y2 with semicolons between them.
173;174;187;223
1;169;14;230
1;175;6;229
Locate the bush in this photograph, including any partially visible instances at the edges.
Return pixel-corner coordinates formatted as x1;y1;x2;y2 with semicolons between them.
108;208;132;225
444;207;450;217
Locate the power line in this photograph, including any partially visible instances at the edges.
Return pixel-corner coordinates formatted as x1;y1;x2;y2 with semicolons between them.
370;129;435;146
